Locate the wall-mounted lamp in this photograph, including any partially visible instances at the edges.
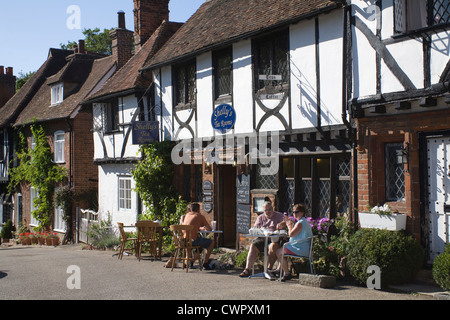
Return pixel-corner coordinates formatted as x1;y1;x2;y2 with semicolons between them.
396;142;410;172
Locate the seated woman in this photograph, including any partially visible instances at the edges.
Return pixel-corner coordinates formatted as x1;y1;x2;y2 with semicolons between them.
274;203;313;281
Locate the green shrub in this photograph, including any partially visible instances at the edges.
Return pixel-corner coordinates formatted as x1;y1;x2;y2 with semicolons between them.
347;229;424;288
0;220;16;239
235;250;249;268
87;216;120;249
432;244;450;291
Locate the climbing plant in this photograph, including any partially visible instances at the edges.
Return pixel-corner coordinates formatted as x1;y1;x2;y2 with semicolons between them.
131;140;187;245
8;123;67;230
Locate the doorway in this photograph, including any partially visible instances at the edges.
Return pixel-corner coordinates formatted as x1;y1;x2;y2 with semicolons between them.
217;165;236;248
426;136;450;262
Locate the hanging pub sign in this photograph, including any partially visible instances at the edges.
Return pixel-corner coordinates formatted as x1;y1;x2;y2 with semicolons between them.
211;104;236;134
132;121;160;145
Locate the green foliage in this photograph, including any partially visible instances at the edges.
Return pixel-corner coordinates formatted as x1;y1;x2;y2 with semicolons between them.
60;28;113;55
87;215;120;249
347;229;424;288
307;215;355;277
132;141;177;213
8;124;67;229
0;220;16;239
132;141;185;246
235;250;249;268
432;244;450;291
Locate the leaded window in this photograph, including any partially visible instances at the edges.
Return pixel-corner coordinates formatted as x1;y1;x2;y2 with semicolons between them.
174;60;196;107
254;31;289;92
394;0;450;33
279;155;351;218
213;48;232;100
385;143;405;201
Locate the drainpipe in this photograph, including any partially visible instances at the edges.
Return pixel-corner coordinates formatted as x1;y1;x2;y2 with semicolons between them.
65;118;73;188
342;1;353;133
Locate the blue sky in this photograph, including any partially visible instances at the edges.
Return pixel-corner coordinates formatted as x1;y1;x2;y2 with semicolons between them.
0;0;205;75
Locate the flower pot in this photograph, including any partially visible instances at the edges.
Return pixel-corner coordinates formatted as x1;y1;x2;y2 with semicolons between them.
2;238;10;244
30;237;38;245
51;238;59;246
21;238;31;245
38;238;46;245
358;212;406;231
46;238;53;246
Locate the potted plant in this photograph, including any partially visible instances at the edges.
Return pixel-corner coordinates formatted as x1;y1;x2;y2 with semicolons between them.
37;232;46;245
19;233;31;245
47;232;60;246
0;220;16;243
358;204;406;231
29;233;38;245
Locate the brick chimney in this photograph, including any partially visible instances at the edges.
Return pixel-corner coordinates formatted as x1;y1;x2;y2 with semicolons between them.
133;0;170;52
110;10;134;69
0;66;16;109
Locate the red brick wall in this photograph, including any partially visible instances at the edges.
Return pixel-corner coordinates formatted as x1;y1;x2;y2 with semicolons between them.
133;0;170;50
17;113;97;237
355;109;450;241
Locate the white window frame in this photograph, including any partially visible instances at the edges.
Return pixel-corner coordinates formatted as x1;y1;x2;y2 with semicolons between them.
54;188;66;232
30;187;39;227
54;131;65;163
51;83;64;106
118;176;132;210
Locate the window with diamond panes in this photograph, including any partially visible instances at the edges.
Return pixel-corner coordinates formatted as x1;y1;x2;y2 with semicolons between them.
385;143;406;201
214;48;232;100
336;156;351;215
256;159;278;190
255;31;289;92
174;60;196;107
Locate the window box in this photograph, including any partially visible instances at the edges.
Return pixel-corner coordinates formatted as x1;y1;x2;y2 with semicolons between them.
358;212;407;231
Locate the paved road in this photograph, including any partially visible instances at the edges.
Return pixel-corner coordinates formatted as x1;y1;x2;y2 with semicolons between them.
0;245;432;303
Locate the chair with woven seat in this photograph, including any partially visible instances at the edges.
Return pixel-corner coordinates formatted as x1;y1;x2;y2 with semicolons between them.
279;235;318;280
117;222;138;260
169;225;203;272
135;220;159;261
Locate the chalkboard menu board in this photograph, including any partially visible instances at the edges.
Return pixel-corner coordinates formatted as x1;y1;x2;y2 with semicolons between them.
236;204;251;234
202;180;213;213
236;174;250;204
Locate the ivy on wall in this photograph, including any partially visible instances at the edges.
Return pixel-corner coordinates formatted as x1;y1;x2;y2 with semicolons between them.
8;123;67;230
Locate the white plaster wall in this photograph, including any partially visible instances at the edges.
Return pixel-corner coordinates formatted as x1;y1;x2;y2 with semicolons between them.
384;40;424;92
98;164;138;228
197;52;214;139
352;0;377;98
318;11;343;126
232;39;254;135
290;20;318;129
160;66;174;141
430;30;450;84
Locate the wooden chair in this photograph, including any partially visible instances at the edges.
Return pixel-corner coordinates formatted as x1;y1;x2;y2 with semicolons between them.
135;221;159;261
169;225;203;272
279;235;318;280
117;222;138;260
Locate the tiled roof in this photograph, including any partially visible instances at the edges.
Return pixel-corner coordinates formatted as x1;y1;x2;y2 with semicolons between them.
84;20;183;103
14;53;116;126
142;0;339;70
0;49;72;127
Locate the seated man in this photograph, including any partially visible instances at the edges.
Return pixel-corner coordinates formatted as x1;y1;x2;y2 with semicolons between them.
239;201;286;277
182;202;215;270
